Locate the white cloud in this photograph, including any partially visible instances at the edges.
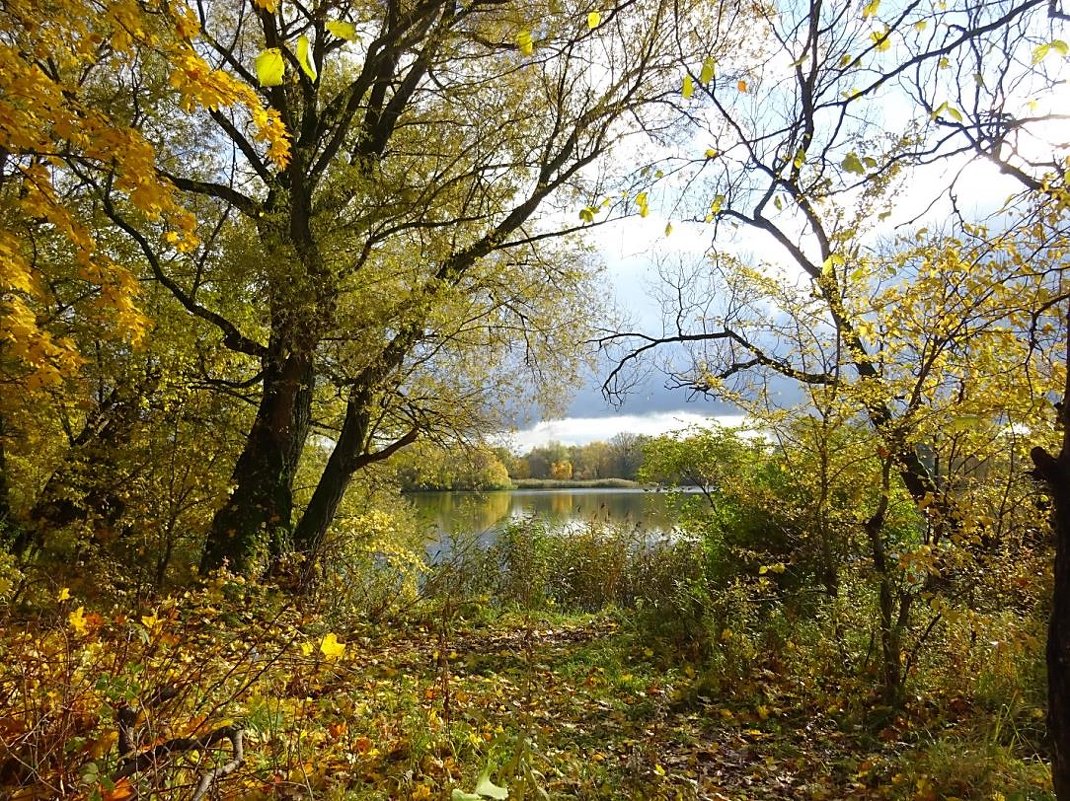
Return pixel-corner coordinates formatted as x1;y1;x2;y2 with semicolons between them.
500;410;748;451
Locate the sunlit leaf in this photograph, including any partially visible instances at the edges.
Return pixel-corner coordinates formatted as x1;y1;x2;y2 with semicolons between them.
296;35;317;80
681;74;694;99
710;194;724;214
587;11;601;29
255;48;286;87
737;79;748;92
699;56;716;84
320;632;346;659
635;192;649;218
326;19;357;40
516;30;534;56
57;587;70;602
704;148;718;158
69;606;87;635
862;0;880;18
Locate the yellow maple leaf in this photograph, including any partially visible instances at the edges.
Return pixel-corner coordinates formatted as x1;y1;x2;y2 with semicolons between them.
69;606;87;635
320;632;345;659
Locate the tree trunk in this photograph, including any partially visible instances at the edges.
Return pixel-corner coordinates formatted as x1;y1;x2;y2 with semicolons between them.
865;456;908;706
1029;307;1070;800
290;385;418;586
200;348;314;575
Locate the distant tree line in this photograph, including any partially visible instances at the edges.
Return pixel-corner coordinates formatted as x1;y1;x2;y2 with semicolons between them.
388;433;654;491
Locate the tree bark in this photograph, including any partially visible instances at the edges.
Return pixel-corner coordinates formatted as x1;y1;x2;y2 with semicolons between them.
290;385;418;582
200;347;314;574
1029;307;1070;800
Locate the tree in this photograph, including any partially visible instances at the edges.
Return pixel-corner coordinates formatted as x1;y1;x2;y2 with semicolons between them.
77;0;680;575
602;0;1067;707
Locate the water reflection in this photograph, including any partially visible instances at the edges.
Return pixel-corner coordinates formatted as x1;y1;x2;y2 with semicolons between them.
407;488;676;547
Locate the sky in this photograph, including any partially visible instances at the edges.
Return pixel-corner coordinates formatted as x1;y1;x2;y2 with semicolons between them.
502;151;1034;451
501;10;1068;452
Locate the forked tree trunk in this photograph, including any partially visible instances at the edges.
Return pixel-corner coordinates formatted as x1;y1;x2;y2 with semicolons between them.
200;348;314;574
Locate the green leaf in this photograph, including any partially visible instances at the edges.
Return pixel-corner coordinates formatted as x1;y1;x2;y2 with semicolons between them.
255;48;286;87
587;11;601;29
682;74;694;99
325;19;357;41
841;152;865;174
773;195;783;211
474;771;509;800
452;792;483;801
296;35;317;80
516;30;534;56
699;56;716;84
946;106;963;122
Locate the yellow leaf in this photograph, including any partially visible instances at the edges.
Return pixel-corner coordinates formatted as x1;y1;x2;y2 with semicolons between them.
57;587;70;602
300;641;313;656
737;79;748;92
141;612;162;632
255;48;286;87
653;763;666;776
296;35;317;80
705;148;718;158
516;30;533;56
664;222;673;236
251;0;278;11
862;0;880;18
682;74;694;99
69;606;87;635
635;191;649;217
326;19;357;41
699;56;716;84
320;632;346;659
587;11;601;29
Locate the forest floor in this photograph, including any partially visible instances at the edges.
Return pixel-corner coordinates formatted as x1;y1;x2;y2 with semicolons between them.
318;613;1048;801
0;587;1052;800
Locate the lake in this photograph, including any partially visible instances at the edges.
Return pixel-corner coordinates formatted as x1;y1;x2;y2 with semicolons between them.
407;488;679;550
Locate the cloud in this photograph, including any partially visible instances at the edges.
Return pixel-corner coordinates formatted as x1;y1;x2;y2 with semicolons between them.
501;410;748;451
